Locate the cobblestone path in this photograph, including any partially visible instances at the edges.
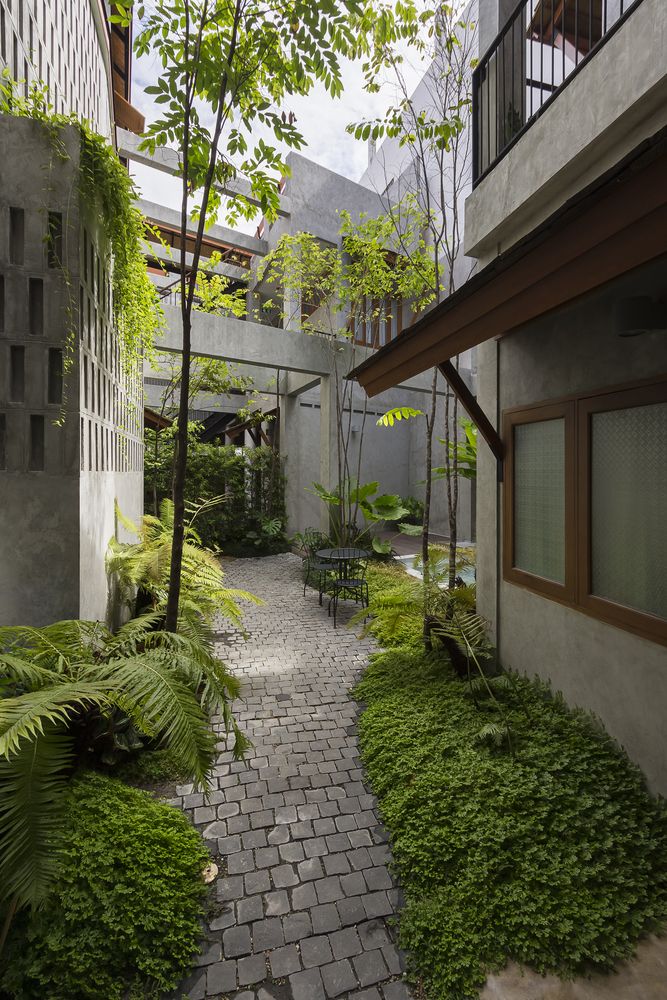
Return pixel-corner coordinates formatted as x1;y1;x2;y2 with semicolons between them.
170;553;413;1000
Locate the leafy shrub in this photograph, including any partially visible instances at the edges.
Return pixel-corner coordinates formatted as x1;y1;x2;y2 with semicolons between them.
107;497;260;641
354;649;667;1000
0;612;246;912
1;772;208;1000
111;748;190;788
400;495;424;525
356;562;425;650
145;438;286;553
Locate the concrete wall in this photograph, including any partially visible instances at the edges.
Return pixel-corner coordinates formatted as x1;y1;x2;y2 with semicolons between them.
0;117;144;627
465;0;667;263
476;257;667;794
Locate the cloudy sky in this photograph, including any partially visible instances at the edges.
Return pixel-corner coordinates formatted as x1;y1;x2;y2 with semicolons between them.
129;33;428;228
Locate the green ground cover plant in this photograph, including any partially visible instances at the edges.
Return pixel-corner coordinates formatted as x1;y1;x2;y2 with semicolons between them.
354;615;667;998
0;772;208;1000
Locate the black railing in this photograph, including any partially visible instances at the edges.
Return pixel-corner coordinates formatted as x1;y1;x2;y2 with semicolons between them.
472;0;645;184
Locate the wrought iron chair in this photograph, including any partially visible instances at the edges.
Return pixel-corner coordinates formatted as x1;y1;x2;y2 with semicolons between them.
328;555;369;628
301;529;336;606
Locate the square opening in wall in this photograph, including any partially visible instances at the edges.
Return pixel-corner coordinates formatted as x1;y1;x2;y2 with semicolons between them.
10;345;25;402
29;278;44;336
9;208;25;266
29;414;44;471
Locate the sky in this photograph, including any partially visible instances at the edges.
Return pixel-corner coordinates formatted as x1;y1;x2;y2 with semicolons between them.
129;31;428;230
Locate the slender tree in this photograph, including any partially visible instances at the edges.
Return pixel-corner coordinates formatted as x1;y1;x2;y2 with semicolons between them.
113;0;389;629
350;1;478;589
256;208;435;544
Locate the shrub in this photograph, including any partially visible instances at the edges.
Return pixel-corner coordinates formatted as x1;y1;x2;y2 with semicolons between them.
145;437;287;553
354;649;667;1000
0;772;208;1000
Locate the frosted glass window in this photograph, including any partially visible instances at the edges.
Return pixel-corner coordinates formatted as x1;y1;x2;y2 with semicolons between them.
513;418;565;583
591;403;667;620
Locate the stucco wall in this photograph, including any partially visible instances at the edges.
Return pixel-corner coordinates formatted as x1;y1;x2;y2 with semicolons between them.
466;0;667;263
476;257;667;794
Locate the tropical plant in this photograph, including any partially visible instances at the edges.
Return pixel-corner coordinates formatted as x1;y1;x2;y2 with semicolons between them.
1;772;209;999
0;611;247;940
310;479;413;549
434;417;477;482
107;497;261;643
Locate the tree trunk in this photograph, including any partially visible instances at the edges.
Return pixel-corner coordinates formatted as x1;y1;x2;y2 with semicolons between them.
165;308;192;631
422;368;438;646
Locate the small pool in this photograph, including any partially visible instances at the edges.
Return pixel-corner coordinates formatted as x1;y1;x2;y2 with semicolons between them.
395;552;476;587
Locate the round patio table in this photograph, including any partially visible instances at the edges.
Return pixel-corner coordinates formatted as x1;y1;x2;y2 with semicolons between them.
315;547;370;579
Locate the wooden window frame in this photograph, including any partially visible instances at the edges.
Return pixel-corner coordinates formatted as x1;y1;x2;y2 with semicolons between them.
503;401;576;602
576;379;667;645
503;375;667;645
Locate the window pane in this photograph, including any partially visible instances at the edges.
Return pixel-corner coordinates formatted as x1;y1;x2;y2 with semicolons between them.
591;402;667;620
513;418;565;583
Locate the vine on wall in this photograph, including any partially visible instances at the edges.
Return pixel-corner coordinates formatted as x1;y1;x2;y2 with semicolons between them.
0;73;161;383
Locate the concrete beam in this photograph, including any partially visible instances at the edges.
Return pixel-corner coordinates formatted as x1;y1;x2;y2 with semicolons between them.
282;372;322;397
155;303;460;397
138;198;268;257
119;129;291;218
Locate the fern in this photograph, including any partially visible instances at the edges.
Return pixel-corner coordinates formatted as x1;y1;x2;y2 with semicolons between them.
0;728;73;908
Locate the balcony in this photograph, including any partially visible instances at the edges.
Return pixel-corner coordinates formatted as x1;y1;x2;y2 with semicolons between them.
472;0;646;185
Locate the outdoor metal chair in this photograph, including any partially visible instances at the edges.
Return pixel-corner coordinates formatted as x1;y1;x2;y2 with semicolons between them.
328;556;369;628
301;529;336;606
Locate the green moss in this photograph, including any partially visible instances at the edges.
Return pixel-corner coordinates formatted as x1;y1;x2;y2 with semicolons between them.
1;772;208;1000
354;649;667;999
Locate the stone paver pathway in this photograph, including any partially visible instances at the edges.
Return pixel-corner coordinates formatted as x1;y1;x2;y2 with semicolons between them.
170;553;413;1000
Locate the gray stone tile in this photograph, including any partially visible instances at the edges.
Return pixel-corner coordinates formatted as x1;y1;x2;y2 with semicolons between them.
269;943;302;978
382;982;413;999
238;953;267;986
300;934;334;968
290;967;326;1000
264;889;290;916
329;927;363;960
237;894;264;924
353;949;390;987
252;917;284;952
283;910;313;942
321;958;358;998
223;924;252;957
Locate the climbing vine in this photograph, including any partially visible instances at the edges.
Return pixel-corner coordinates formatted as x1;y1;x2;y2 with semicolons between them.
0;73;161;381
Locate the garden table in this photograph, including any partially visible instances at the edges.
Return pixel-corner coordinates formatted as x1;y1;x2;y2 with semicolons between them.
315;547;370;581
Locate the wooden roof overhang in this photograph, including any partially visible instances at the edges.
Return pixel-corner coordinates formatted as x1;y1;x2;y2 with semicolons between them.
350;128;667;417
144;407;173;431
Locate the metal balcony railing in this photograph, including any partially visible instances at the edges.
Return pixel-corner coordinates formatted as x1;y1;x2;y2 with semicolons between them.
472;0;646;185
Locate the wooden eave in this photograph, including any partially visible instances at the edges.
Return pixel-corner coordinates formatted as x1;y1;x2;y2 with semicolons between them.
349;126;667;400
144;407;172;431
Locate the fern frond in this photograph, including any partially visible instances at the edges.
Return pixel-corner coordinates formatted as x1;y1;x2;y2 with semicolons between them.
0;728;72;908
99;653;216;788
0;683;113;758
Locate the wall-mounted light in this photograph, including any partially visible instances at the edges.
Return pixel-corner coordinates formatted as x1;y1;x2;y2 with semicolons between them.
614;296;667;337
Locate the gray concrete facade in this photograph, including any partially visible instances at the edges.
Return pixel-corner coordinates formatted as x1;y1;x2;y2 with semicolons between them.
466;0;667;264
0;116;143;627
475;258;667;795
